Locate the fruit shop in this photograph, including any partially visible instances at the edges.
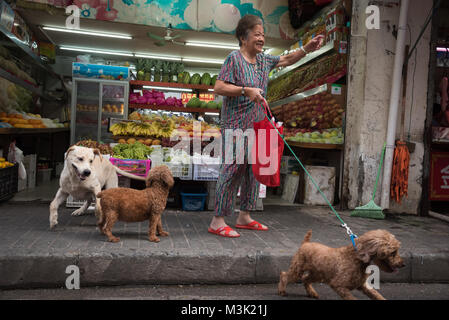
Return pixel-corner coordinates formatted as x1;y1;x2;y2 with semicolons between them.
0;0;354;210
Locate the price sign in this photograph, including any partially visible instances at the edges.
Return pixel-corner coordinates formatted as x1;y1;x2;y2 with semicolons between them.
182;93;215;104
181;93;197;104
199;93;215;102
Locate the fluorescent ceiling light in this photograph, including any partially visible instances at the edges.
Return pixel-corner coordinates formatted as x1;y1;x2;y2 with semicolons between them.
182;57;224;65
143;85;192;92
135;53;181;61
437;47;449;52
42;26;132;39
60;46;134;57
205;112;220;116
185;41;240;50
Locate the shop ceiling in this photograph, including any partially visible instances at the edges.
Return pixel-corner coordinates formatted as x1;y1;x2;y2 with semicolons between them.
17;7;293;68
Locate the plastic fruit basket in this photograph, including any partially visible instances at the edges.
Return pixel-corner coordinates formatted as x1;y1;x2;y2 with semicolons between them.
109;157;152;177
0;164;18;202
180;191;208;211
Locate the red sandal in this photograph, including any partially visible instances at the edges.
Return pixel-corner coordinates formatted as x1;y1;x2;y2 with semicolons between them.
208;226;240;238
235;220;268;231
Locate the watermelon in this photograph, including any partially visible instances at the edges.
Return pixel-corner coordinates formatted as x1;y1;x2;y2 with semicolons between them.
144;72;151;81
201;73;211;85
187;97;201;108
211;75;218;86
190;73;201;85
217;101;223;109
207;101;217;109
177;73;184;83
182;72;190;84
200;101;208;108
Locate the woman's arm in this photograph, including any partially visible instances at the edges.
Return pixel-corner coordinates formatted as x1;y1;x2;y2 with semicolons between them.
276;35;325;68
214;80;265;103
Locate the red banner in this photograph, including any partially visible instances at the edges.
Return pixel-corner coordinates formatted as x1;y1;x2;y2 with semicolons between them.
430;151;449;201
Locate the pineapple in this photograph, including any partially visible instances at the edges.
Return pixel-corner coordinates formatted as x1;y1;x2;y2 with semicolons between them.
176;62;185;83
136;59;145;80
144;59;153;81
153;60;163;82
162;61;170;83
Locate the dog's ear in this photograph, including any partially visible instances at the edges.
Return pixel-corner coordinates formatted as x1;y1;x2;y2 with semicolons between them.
146;166;174;188
160;166;174;188
145;167;158;187
65;146;76;160
355;237;380;263
93;148;102;161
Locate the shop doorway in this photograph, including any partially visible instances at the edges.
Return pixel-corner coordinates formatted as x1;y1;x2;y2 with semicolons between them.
422;0;449;217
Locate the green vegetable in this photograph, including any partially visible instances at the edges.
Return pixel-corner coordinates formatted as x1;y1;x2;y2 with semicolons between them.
112;142;153;160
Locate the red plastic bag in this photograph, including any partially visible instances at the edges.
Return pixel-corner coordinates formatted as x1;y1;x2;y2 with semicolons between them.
252;100;284;187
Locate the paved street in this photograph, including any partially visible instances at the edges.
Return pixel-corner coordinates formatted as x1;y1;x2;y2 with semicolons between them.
1;283;449;300
1;202;449;288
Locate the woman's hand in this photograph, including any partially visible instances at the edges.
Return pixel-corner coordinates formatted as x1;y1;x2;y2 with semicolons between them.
245;87;264;103
304;34;325;53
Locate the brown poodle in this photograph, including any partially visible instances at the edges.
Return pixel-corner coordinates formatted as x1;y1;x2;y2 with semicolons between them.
96;165;174;243
278;229;405;300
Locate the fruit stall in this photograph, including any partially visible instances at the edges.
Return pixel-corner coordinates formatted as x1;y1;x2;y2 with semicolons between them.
265;0;350;207
0;0;350;210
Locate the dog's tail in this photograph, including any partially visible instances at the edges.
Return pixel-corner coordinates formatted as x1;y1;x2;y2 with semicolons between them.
302;230;312;245
113;167;147;181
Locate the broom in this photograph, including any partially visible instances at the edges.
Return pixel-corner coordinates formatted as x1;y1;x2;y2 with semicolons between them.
390;46;411;204
351;142;386;219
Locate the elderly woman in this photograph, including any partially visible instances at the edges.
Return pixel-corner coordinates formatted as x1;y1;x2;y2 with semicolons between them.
209;14;324;238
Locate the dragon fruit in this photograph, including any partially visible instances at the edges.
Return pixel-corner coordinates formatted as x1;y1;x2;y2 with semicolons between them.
156;97;166;105
146;97;156;105
136;95;147;104
165;97;175;106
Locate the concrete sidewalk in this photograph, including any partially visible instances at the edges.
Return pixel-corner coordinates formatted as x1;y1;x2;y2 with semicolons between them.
0;202;448;289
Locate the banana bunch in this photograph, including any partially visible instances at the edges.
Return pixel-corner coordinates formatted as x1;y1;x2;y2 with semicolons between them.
132;122;154;136
157;118;175;138
110;122;129;136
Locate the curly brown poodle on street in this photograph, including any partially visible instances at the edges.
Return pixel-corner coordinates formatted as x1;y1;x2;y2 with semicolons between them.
278;229;405;300
96;165;174;243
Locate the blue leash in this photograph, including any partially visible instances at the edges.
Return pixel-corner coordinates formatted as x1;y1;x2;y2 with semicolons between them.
258;99;358;249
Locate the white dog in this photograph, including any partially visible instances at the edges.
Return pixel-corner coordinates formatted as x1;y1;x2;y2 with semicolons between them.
49;146;146;228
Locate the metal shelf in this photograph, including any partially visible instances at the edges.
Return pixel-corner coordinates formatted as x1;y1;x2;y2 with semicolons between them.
269;41;337;82
287;141;343;150
77;96;124;103
0;67;40;95
0;127;69;135
269;84;329;109
129;103;220;113
130;81;213;91
0;23;58;78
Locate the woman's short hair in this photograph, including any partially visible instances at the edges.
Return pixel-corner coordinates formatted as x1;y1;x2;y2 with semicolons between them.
235;15;263;46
